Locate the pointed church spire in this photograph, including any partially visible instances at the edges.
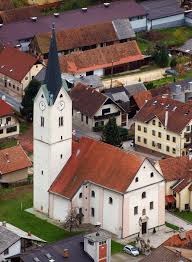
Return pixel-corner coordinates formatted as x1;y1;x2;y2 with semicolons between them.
45;23;62;104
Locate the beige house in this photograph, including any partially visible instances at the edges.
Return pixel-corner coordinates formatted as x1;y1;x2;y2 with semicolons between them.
0;47;43;101
155;155;192;211
70;83;128;131
0;99;19;139
0;145;32;186
135;96;192;157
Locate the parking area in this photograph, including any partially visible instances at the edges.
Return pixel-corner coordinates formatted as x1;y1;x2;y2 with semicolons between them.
112;253;144;262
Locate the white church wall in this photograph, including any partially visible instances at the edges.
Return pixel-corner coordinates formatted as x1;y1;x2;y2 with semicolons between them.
49;193;70;222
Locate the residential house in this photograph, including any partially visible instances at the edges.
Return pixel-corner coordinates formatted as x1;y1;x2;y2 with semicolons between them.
0;47;43;101
141;0;184;30
70;83;128;130
0;0;147;49
33;27;165;239
0;221;45;262
0;145;32;186
59;41;144;77
30;19;135;59
140;245;190;262
15;231;111;262
135;96;192;157
0;99;19;139
155;155;192;211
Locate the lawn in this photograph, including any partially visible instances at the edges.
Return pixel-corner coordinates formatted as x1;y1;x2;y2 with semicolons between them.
111;240;124;254
0;185;76;242
173;210;192;223
0;138;17;149
165;222;179;231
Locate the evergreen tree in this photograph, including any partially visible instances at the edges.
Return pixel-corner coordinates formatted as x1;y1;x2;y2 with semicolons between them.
102;117;122;147
21;79;41;121
153;44;169;68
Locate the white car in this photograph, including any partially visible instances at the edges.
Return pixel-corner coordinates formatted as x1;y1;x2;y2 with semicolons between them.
123;245;139;256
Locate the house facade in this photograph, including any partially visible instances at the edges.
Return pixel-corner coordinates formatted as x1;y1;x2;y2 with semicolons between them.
70;83;128;130
135;96;192;157
33;26;165;240
0;99;19;139
0;47;43;101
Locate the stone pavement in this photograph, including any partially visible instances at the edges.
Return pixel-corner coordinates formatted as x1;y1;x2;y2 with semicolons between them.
112;253;144;262
166;211;192;231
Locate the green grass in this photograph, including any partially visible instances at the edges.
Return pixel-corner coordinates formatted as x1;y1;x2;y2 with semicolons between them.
0;138;17;149
173;210;192;223
0;186;76;242
20;121;30;134
111;240;124;254
165;222;179;231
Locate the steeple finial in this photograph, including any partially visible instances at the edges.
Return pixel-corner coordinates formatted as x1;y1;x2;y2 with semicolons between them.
44;24;62;104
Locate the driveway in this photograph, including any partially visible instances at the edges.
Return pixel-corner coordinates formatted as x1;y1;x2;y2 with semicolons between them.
166;211;192;231
112;253;144;262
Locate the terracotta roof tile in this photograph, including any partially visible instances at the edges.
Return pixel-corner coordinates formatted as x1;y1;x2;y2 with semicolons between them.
0;99;14;117
136;96;192;134
0;145;32;175
164;230;192;249
0;47;38;82
59;41;144;74
70;83;107;117
172;178;192;193
49;137;144;198
0;5;41;24
133;90;152;109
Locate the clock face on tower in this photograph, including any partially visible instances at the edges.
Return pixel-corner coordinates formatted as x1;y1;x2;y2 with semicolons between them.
58;100;65;111
39;101;46;111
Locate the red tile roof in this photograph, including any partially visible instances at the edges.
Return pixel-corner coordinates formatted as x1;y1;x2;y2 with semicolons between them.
164;230;192;249
0;99;14;117
0;47;38;82
133;90;152;109
70;83;107;117
136;96;192;134
49;137;145;198
0;145;32;175
59;41;144;74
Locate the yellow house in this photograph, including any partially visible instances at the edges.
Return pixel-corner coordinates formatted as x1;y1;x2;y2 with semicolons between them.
155;155;192;211
135;96;192;157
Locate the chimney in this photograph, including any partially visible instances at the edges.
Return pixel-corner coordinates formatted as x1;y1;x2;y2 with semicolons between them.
63;249;69;258
2;221;6;227
28;231;31;236
164;111;168;129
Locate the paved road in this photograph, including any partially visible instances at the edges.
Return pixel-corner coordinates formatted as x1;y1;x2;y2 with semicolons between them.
0;90;22;112
166;211;192;230
102;68;167;88
112;253;143;262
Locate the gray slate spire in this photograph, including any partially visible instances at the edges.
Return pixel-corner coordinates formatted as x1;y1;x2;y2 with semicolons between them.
44;23;62;104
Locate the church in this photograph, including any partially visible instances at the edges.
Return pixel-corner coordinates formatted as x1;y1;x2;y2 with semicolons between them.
33;25;165;239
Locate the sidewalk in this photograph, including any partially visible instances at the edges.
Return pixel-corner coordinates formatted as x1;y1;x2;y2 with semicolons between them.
166;211;192;231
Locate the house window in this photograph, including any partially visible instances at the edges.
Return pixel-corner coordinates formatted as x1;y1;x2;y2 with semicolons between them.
134;206;138;215
172;137;176;143
152;130;155;136
41;116;44;127
167;135;170;141
6;126;17;133
25;76;28;80
142;209;146;216
0;129;3;134
158;132;161;138
6;117;11;124
86;116;88;124
137;136;141;142
59;116;63;126
144;127;147;133
4;249;9;255
144;138;147;144
79;193;82;198
157;143;161;149
150;201;154;210
138;125;141;131
187;126;190;131
109;197;113;204
102;108;110;115
185;204;189;210
135;177;139;182
91;208;95;217
172;148;176;154
152;141;155;147
95;121;104;127
158;122;161;127
61;136;63;140
91;190;95;198
81;113;84;122
150;172;154;178
88;240;94;246
142;192;146;199
152;120;155;125
166;146;170;152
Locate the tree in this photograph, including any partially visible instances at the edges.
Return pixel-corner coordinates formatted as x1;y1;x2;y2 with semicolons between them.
170;56;177;69
102;117;122;147
21;79;41;121
153;44;169;68
63;208;80;232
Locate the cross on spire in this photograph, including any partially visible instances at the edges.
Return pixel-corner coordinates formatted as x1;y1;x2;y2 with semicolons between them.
44;23;62;104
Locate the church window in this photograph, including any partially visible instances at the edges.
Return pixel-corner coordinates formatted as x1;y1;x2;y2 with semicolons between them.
150;172;154;178
60;94;63;98
135;177;138;182
41;94;44;98
134;206;138;215
91;190;95;197
59;116;63;126
41;116;44;127
41;170;43;175
109;197;113;204
91;208;95;217
79;192;82;198
61;136;63;140
142;192;146;199
150;201;154;210
60;154;63;159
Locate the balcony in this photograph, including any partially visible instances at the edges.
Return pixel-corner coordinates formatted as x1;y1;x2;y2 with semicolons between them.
94;111;120;120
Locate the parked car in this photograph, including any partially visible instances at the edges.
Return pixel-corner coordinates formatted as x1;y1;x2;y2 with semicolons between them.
164;68;178;76
123;245;139;256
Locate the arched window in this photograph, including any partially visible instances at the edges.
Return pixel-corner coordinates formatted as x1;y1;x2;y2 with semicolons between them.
91;190;95;197
79;192;82;198
109;197;113;204
142;192;146;199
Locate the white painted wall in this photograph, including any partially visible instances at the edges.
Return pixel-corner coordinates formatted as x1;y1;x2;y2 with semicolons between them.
49;193;70;221
130;17;147;31
0;240;21;261
0;115;19;139
147;14;184;30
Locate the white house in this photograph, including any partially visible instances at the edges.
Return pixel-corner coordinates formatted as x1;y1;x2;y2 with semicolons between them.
33;25;165;239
